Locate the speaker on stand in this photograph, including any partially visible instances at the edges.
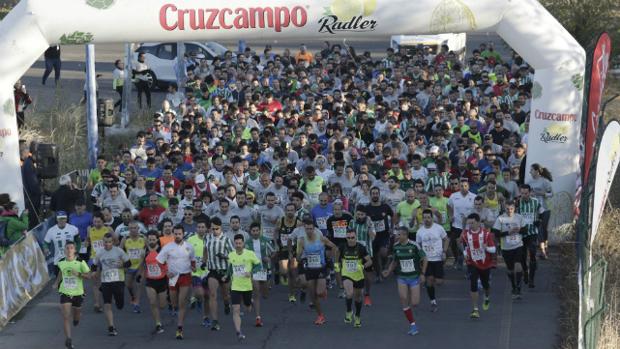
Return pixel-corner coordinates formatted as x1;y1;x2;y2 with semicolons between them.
97;98;115;155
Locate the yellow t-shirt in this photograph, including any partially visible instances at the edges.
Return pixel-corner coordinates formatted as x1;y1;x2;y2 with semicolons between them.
124;236;146;270
228;249;260;292
89;226;109;259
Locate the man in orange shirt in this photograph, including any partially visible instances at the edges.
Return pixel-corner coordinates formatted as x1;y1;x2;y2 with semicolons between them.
295;44;313;66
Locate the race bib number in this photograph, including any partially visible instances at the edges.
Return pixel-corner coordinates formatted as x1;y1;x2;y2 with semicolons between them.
102;269;121;282
232;264;246;277
307;254;322;269
506;234;522;245
63;276;78;290
92;240;104;251
253;270;268;281
422;244;437;256
373;220;386;232
79;245;87;254
128;249;142;260
470;248;485;261
263;228;275;238
399;259;415;273
147;264;161;278
316;217;328;230
344;260;358;273
280;234;289;246
523;213;534;225
333;226;347;239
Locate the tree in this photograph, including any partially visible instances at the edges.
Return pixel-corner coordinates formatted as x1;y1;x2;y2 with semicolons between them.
540;0;620;56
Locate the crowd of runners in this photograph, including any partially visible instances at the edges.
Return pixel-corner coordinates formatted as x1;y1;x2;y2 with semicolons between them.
42;40;556;349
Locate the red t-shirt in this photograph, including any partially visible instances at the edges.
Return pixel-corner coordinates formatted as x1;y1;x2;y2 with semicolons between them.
145;250;167;280
460;228;495;270
138;206;166;227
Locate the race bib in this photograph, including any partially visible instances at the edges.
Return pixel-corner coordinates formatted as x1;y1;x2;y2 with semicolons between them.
102;269;121;282
147;264;161;278
344;260;358;273
523;213;534;225
506;234;522;245
333;226;347;239
79;245;87;254
399;259;415;273
316;217;328;230
232;264;246;277
307;254;322;269
253;270;268;281
63;276;78;290
128;249;142;260
263;228;275;239
373;220;386;232
422;244;437;256
280;234;289;246
92;240;104;251
470;248;485;261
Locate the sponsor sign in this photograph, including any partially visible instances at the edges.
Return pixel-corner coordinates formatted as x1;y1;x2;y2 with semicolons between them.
533;109;577;122
540;124;569;144
0;233;50;328
318;0;378;34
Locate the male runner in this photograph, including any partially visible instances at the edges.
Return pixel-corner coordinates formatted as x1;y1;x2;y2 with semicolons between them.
246;222;276;327
203;217;234;331
348;205;376;306
44;211;80;276
276;203;301;302
516;184;544;288
338;229;372;327
144;230;168;334
326;200;353;298
365;187;393;294
416;209;448;312
493;200;527;299
120;221;145;313
187;220;210;326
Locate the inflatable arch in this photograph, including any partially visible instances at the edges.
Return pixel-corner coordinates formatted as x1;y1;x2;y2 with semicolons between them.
0;0;585;221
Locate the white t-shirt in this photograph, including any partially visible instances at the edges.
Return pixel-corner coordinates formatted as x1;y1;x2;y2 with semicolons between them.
416;223;447;262
448;191;477;229
44;224;80;264
156;241;196;275
493;214;526;250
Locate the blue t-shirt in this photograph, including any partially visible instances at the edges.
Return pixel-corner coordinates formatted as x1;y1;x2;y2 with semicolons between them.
139;167;163;182
69;212;93;240
311;204;333;236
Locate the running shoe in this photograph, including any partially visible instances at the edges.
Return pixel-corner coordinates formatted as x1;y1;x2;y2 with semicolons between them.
255;316;263;327
364;295;372;306
483;297;490;311
309;302;315;310
175;329;183;340
237;333;246;342
354;317;362;328
224;303;231;315
93;305;103;313
470;309;480;319
211;320;221;331
511;289;519;300
288;295;297;303
132;304;141;313
281;276;288;286
72;320;79;327
155;324;164;334
65;338;74;349
202;317;211;327
516;287;523;299
314;314;326;325
430;301;438;313
344;311;352;324
338;289;346;299
190;296;197;309
408;323;419;336
108;326;118;336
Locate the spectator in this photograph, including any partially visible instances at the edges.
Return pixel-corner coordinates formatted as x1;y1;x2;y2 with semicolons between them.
0;202;29;244
42;45;61;86
50;175;82;215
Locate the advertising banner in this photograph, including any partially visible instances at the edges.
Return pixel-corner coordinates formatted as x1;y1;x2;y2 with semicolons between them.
590;120;620;245
0;233;50;328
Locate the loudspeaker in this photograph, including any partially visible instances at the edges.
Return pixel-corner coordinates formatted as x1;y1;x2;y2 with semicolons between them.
98;98;115;127
34;143;60;179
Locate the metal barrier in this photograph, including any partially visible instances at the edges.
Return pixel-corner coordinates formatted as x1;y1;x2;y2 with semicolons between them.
583;258;607;349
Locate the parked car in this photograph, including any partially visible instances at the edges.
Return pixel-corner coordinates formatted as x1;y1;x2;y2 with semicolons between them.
133;41;231;89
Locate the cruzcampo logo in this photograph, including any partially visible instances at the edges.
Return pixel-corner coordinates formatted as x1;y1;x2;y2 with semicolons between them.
86;0;115;10
430;0;477;32
532;81;543;100
319;0;378;34
571;73;584;91
60;31;94;45
3;99;14;117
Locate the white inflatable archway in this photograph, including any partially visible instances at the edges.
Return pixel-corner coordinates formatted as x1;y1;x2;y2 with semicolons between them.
0;0;584;219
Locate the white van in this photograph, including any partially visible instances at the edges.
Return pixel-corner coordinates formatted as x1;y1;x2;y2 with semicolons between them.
390;33;467;61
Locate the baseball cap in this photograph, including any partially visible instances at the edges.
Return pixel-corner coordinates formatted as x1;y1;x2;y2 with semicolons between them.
56;211;68;219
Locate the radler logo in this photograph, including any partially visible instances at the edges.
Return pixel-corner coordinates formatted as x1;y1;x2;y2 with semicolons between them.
319;0;378;34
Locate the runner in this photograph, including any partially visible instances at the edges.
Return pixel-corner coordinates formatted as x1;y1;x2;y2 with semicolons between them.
158;219;175;246
365;186;393;288
86;212;114;313
144;230;168;334
348;205;376;307
92;232;130;336
44;211;80;276
203;217;234;331
245;222;276;327
516;184;544;288
338;229;372;328
382;226;427;335
326;199;353;298
447;178;476;269
120;221;145;313
393;189;420;239
415;209;448;312
54;241;91;349
492;200;527;299
276;203;301;302
461;213;497;319
228;233;262;341
156;225;196;339
186;220;210;326
296;214;339;325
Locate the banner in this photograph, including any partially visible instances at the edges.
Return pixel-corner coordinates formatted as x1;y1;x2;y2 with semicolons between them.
0;233;50;328
583;33;611;184
590;120;620;245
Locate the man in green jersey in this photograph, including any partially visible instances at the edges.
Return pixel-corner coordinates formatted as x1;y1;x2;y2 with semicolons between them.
429;185;451;232
382;227;427;336
246;222;276;327
337;229;372;327
228;233;261;341
55;241;91;349
187;220;210;326
393;189;420;239
516;184;544;288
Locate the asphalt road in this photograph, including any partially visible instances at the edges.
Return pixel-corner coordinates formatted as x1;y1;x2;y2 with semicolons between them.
0;251;558;349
